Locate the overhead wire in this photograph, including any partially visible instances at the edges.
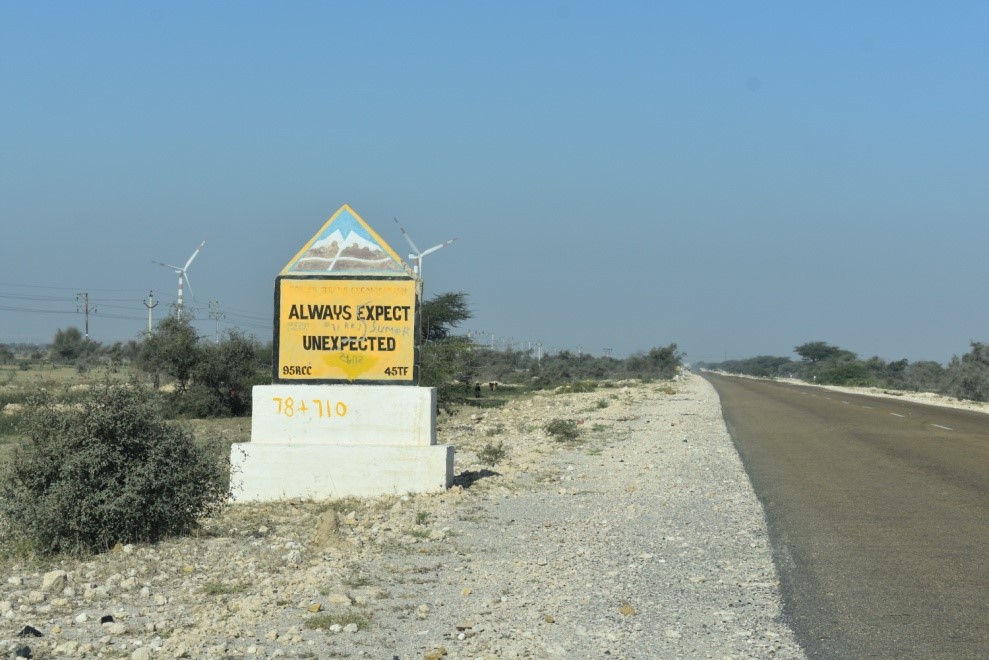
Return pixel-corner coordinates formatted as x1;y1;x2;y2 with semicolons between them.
1;281;272;339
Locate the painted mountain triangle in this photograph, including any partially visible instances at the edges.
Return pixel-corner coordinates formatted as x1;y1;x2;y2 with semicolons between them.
281;204;410;275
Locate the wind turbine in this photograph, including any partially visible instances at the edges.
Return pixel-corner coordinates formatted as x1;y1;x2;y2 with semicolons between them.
153;239;206;319
392;218;456;279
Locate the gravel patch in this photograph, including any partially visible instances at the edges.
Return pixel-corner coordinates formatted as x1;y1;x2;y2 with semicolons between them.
1;376;805;659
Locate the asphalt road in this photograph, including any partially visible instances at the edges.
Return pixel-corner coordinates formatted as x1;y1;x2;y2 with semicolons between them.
703;374;989;660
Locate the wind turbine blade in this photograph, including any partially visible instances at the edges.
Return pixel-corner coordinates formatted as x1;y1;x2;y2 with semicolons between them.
392;217;421;254
152;260;182;271
183;272;195;302
184;239;206;270
420;238;457;257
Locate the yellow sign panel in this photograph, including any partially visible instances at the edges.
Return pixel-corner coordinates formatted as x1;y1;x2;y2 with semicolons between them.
275;277;418;383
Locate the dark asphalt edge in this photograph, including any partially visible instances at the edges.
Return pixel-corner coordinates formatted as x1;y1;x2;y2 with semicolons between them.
701;372;825;660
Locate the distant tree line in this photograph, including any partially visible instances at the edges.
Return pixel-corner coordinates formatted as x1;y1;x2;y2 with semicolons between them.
2;291;684;418
418;292;683;407
699;340;989;402
2;320;271;418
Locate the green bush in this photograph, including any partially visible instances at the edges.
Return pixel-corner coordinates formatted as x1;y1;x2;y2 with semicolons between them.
544;418;580;442
0;378;229;556
477;440;507;466
816;362;873;386
944;342;989;402
625;344;683;380
0;413;20;438
162;383;229;419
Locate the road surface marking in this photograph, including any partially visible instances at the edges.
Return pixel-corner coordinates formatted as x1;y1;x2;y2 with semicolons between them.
930;424;953;431
890;413;905;418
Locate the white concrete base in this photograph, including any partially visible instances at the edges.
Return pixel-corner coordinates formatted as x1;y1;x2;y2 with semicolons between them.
235;383;452;501
230;442;454;501
251;384;436;446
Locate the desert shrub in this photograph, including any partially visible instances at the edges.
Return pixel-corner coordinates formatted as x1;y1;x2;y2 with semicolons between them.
904;360;947;393
201;580;249;596
188;330;268;416
163;382;245;419
0;378;229;556
625;344;683;380
419;339;476;412
138;316;201;392
477;440;507;466
816;361;873;386
0;412;20;438
944;342;989;402
1;380;35;404
140;324;268;418
555;381;597;394
544;418;580;442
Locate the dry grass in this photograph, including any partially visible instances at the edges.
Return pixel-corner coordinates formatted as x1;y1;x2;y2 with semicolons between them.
0;364;252;463
0;364;140;387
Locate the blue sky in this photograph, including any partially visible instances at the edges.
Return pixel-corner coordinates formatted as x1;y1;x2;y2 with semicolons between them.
2;2;987;364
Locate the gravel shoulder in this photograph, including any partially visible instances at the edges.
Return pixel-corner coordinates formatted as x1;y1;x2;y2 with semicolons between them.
1;376;805;659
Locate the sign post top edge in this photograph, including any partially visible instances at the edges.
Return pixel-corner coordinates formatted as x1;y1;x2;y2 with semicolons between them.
279;204;415;277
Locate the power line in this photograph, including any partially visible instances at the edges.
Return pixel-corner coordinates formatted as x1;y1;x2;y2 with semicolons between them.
0;281;146;293
0;304;77;315
94;302;149;311
0;292;75;302
1;281;272;340
95;311;147;321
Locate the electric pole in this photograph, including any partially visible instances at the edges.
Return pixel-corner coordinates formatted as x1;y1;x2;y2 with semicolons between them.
76;292;97;338
209;300;225;343
143;291;158;335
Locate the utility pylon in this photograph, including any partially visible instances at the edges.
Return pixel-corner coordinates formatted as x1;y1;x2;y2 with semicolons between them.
209;301;225;343
143;291;159;335
76;292;97;338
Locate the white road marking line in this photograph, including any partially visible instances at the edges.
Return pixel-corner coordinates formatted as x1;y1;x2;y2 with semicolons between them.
861;405;873;409
930;424;953;431
890;413;905;418
841;401;850;405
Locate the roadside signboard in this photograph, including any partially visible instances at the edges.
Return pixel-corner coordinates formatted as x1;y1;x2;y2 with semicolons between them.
273;205;420;384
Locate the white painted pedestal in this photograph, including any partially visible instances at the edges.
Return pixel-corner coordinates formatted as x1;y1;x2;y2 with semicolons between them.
230;384;453;501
